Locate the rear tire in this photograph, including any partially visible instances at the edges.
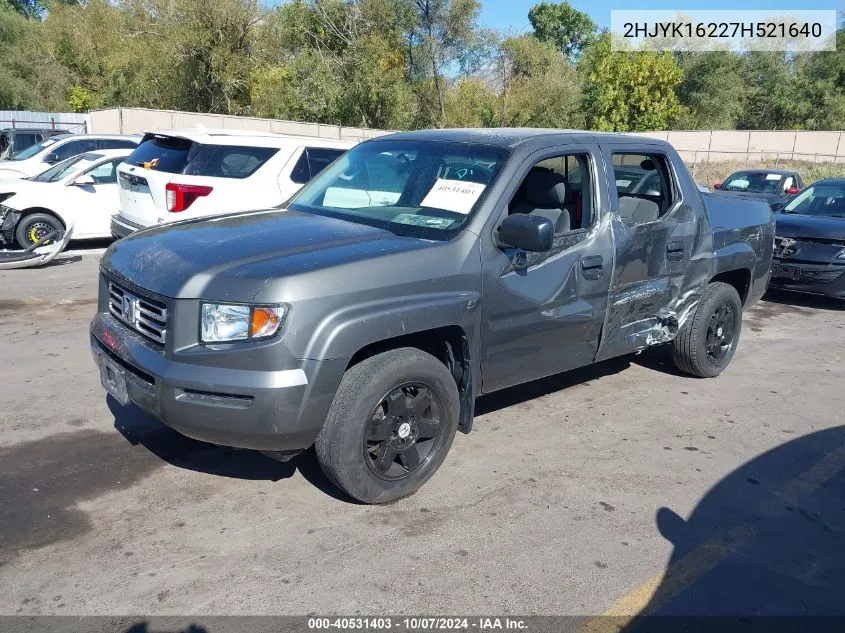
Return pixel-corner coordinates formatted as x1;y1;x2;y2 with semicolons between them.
315;347;460;504
672;281;743;378
15;213;64;248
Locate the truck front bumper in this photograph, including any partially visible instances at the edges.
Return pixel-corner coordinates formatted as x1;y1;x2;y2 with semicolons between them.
90;312;342;452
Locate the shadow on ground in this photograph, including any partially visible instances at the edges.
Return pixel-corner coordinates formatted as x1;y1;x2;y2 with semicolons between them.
763;288;844;312
622;425;845;629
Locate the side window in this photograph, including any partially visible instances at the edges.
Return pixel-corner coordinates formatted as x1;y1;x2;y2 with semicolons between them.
15;133;37;151
289;150;310;184
183;145;278;179
507;153;593;234
782;176;794;193
52;139;98;161
85;159;120;185
612;153;676;226
307;148;345;180
290;147;347;185
99;139;139;150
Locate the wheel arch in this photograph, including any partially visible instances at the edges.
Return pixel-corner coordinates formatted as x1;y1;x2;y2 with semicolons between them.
16;207;66;230
346;325;476;434
710;267;752;305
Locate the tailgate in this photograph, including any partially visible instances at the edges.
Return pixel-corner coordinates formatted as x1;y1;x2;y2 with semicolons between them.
115;134;196;228
117;164;173;227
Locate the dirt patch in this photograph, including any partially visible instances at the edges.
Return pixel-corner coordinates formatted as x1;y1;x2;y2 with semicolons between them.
745;299;814;329
0;429;166;563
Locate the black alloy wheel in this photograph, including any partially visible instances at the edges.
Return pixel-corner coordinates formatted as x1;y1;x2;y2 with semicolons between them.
363;383;443;480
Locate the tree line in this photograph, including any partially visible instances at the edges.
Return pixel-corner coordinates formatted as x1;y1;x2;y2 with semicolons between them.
1;0;843;132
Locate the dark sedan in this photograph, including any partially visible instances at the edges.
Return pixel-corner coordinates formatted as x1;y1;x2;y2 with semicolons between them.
713;169;804;208
770;179;845;298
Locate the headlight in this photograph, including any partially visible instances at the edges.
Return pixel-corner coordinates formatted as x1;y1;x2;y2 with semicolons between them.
201;303;287;343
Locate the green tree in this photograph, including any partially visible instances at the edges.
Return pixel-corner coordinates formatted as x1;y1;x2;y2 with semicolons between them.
794;27;845;130
443;77;497;127
497;34;583;128
404;0;484;127
674;50;745;129
527;1;596;61
737;51;805;130
580;34;684;131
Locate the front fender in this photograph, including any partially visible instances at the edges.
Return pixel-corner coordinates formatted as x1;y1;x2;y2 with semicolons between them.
302;291;481;361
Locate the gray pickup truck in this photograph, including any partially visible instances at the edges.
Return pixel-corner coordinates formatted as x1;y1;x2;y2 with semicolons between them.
91;129;774;503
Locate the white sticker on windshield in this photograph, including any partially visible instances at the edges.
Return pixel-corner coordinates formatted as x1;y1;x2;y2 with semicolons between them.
765;173;782;181
420;179;486;215
615;179;632;188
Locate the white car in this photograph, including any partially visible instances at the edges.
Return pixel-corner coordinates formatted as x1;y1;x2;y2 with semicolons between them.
112;129;356;237
0;134;140;180
0;149;131;247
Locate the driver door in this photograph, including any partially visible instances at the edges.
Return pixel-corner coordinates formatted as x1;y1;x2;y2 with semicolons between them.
480;145;614;393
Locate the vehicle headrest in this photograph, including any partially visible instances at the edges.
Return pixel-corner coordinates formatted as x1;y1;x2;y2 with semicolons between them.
526;171;567;207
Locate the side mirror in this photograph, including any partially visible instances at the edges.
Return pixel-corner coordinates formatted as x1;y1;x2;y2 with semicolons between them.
73;174;95;186
713;182;722;189
497;214;554;252
43;152;60;164
786;186;801;196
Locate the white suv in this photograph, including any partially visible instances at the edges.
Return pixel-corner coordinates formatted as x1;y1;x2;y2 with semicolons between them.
111;130;356;237
0;134;140;179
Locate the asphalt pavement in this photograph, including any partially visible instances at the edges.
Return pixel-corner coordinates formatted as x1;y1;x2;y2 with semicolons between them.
1;249;843;619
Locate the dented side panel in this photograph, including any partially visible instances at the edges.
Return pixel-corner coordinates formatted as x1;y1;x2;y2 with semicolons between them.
595;143;716;361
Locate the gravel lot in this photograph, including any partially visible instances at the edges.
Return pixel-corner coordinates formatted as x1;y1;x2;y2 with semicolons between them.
1;247;843;620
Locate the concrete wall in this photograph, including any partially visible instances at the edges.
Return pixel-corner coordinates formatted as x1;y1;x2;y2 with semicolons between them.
88;107;393;143
88;107;845;163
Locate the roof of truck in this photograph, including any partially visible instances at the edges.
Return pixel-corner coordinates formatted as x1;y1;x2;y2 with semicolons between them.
373;128;665;149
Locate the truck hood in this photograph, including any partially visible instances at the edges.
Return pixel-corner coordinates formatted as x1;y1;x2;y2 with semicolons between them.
775;213;845;241
102;209;436;300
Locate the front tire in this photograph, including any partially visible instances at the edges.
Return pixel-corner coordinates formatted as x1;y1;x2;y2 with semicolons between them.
315;347;460;504
15;213;64;248
672;281;743;378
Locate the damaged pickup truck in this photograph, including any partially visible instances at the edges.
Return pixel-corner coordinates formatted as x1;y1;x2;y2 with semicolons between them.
91;129;774;503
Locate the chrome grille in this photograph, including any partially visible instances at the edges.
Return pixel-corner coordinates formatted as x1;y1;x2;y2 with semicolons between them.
108;281;167;344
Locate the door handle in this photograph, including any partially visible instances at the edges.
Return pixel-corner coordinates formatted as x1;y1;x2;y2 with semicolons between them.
580;255;603;280
667;240;685;262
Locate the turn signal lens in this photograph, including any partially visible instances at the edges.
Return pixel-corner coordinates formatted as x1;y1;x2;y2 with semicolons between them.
251;306;286;338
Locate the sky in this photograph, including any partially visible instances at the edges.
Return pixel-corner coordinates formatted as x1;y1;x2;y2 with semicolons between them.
478;0;844;33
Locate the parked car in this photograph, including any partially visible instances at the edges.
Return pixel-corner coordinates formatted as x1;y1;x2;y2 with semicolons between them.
0;134;140;180
0;149;132;247
712;169;804;208
0;127;70;160
770;179;845;298
91;129;774;504
111;130;356;238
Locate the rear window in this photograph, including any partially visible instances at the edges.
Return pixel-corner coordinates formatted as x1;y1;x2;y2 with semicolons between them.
124;136;277;178
125;136;195;173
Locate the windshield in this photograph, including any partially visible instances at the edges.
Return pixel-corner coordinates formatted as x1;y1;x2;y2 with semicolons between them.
782;184;845;218
722;171;784;194
32;153;102;183
9;136;61;161
288;140;508;239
